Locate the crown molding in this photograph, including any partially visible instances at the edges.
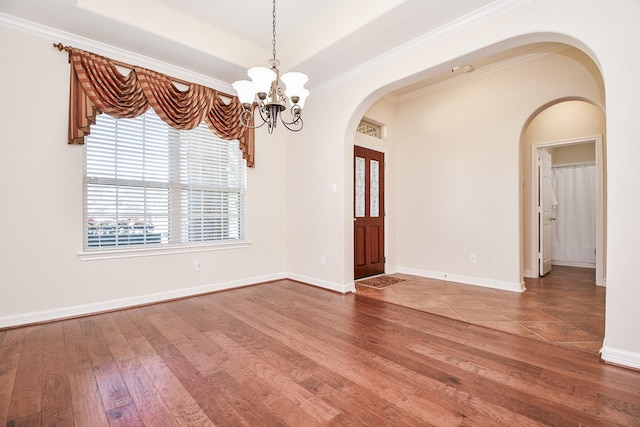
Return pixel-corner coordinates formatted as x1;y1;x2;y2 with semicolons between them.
0;12;234;93
312;0;533;97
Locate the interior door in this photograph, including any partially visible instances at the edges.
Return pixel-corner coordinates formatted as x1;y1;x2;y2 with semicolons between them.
354;146;385;279
539;149;554;276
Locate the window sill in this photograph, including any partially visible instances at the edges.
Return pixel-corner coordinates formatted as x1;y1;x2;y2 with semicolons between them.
78;240;250;261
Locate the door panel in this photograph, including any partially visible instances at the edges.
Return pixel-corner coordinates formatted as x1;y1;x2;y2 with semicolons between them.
539;149;553;276
370;226;380;263
355;226;366;266
354;146;385;279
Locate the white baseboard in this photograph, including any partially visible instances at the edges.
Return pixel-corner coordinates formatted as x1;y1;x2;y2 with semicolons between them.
552;260;596;269
601;346;640;371
0;273;287;329
397;266;525;293
286;273;356;294
0;272;357;328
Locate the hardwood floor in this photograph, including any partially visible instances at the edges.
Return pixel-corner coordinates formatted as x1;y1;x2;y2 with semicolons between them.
356;266;605;353
2;279;639;426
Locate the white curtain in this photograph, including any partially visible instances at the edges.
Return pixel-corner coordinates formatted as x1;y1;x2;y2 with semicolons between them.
551;163;596;266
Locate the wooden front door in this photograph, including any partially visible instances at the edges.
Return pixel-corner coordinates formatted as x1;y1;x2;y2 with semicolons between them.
354;146;385;279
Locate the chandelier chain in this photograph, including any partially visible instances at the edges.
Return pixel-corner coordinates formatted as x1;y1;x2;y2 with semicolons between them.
272;0;277;61
232;0;306;133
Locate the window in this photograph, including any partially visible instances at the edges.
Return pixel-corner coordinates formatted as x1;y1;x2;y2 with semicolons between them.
357;119;383;139
84;109;246;251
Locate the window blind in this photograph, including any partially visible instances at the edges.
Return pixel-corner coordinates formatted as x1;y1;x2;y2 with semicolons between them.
84;109;246;250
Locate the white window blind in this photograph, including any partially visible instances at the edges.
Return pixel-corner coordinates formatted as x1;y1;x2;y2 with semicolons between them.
84;109;246;250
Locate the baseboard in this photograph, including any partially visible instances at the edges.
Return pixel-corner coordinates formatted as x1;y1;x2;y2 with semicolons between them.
286;273;356;294
0;272;357;328
396;266;525;293
0;272;287;329
0;268;522;328
552;260;596;269
601;345;640;371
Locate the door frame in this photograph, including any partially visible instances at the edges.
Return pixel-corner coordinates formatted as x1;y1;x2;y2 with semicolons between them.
538;148;553;276
528;135;605;286
353;141;388;279
354;145;385;278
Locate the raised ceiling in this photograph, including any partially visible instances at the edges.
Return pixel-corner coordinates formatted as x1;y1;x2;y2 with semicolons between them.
1;0;504;88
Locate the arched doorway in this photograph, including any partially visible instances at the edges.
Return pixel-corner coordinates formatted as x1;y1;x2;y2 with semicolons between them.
521;100;606;286
351;42;607;351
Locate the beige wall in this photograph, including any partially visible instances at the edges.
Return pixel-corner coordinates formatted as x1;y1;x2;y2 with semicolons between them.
360;49;603;290
0;26;289;325
361;59;604;287
354;98;398;272
551;143;596;165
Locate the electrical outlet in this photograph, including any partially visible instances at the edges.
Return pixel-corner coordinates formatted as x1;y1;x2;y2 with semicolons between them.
470;254;477;264
195;258;202;271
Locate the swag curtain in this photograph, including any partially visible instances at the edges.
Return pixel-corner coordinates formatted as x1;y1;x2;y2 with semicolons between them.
65;47;255;167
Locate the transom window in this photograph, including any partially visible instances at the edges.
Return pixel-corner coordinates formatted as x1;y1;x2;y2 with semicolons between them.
84;109;246;251
357;119;383;139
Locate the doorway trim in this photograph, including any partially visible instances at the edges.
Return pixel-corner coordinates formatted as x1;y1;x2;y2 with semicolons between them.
353;145;387;279
353;133;390;279
528;135;605;286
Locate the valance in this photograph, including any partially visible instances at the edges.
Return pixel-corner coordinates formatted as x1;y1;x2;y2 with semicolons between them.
59;45;255;167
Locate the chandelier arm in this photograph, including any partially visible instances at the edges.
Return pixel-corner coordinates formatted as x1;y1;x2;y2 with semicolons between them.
279;105;302;124
279;114;303;132
238;108;267;130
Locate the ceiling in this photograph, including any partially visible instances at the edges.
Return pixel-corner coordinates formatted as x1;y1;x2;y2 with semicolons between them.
0;0;505;89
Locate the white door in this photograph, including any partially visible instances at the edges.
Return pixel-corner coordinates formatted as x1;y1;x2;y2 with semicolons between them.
538;149;554;276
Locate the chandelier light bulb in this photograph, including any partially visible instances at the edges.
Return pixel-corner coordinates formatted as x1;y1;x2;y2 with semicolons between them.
247;67;276;99
281;72;308;94
293;88;309;109
231;80;255;107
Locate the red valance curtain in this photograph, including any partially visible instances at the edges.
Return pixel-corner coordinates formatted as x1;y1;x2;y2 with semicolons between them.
66;48;255;167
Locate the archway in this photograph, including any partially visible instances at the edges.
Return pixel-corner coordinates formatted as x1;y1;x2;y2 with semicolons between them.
521;99;606;286
349;42;606;350
348;41;604;289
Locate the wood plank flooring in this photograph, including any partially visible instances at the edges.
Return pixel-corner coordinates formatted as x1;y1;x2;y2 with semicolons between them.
356;266;605;353
2;279;639;426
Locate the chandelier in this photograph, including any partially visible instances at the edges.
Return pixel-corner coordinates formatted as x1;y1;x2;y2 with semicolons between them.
232;0;309;133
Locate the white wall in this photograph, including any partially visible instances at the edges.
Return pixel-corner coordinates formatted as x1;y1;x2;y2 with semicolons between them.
0;27;289;326
287;0;640;368
2;0;640;370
